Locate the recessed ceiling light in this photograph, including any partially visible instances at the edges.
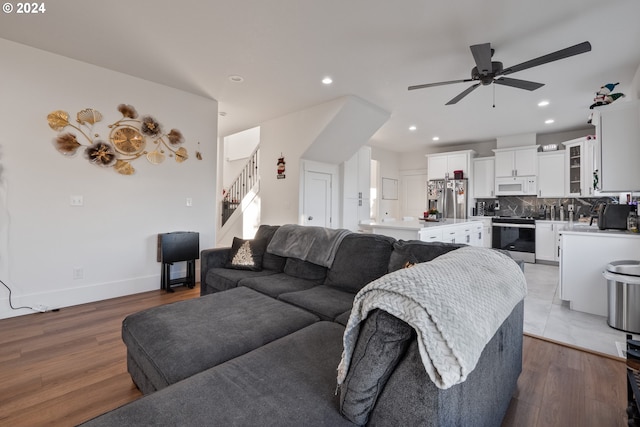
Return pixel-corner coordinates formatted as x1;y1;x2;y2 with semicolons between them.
322;77;333;85
538;100;550;107
228;75;244;83
409;125;417;131
432;136;440;141
545;119;555;124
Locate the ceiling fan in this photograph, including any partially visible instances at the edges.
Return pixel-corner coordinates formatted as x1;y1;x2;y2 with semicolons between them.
408;41;591;105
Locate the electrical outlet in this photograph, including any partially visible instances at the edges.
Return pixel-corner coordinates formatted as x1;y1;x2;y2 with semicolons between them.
186;197;193;207
70;195;84;206
73;267;84;280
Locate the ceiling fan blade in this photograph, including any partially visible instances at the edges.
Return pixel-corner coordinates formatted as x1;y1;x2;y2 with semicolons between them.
470;43;493;75
501;41;591;76
494;77;544;91
408;79;473;91
446;83;481;105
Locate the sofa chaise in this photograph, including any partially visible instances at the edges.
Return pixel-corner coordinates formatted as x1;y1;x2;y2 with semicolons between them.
81;224;527;426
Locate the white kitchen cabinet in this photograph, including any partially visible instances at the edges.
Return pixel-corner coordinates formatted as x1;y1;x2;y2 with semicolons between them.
472;157;495;198
562;137;597;197
419;228;443;242
493;145;539;177
559;229;640;316
342;146;371;230
537;151;565;197
535;221;564;262
426;150;476;181
443;222;481;245
593;100;640;192
469;222;483;247
472;217;493;248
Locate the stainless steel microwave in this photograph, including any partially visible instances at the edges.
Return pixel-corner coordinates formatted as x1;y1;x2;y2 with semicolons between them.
494;176;537;196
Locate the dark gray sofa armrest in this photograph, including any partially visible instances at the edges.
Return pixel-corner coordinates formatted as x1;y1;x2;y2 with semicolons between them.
200;247;231;294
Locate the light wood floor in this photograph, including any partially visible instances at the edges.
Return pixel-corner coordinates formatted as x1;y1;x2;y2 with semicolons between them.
0;285;628;426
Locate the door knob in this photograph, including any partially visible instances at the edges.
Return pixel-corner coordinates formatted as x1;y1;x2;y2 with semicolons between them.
308;216;313;220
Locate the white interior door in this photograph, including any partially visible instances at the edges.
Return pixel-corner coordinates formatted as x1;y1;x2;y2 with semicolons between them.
401;173;427;218
304;171;332;227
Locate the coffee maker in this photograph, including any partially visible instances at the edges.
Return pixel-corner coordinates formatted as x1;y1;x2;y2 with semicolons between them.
475;201;486;216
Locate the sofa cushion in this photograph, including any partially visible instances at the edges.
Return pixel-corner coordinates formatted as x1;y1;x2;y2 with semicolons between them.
278;285;356;321
334;310;351;326
82;322;356;427
255;225;287;272
226;237;268;271
122;287;320;393
240;273;318;298
284;257;327;283
339;309;414;425
204;267;278;293
387;240;464;272
324;233;395;293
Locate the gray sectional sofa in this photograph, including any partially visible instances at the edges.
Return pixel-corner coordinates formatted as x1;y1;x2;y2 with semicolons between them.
82;224;526;427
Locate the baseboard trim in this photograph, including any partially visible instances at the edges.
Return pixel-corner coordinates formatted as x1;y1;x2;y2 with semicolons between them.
0;268;200;320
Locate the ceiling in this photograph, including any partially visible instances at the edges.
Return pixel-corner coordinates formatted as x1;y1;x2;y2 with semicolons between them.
1;0;639;153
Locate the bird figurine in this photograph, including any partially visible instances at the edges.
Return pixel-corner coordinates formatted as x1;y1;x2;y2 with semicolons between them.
587;82;625;123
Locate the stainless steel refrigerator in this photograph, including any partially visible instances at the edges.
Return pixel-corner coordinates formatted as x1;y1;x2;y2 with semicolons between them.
427;178;468;220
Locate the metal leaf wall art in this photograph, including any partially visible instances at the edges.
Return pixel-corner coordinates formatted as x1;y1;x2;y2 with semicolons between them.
47;104;193;175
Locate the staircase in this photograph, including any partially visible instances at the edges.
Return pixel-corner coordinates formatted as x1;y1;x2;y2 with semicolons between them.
221;147;259;226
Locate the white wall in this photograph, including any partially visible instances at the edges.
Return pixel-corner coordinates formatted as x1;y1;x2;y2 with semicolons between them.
0;39;218;319
259;98;354;226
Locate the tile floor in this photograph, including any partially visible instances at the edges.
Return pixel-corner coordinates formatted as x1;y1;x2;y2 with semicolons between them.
523;262;635;358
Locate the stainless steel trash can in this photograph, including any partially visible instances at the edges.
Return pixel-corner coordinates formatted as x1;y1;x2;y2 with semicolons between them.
603;260;640;333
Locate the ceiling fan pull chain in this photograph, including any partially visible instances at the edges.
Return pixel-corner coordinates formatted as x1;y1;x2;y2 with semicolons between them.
493;84;496;108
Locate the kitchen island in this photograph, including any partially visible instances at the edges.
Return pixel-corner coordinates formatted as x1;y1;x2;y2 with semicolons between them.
559;224;640;316
360;219;484;246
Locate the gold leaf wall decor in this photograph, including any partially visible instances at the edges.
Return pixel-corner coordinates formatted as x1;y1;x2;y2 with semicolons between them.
77;109;103;125
146;150;165;165
47;111;70;130
114;160;135;175
47;104;190;175
175;147;188;163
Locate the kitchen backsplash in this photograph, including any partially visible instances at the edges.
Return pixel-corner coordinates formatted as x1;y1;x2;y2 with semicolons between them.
476;196;622;219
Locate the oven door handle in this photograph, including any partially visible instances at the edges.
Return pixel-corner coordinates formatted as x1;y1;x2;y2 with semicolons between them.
493;223;536;229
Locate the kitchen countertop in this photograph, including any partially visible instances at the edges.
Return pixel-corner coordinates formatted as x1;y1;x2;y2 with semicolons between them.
361;218;481;231
559;223;640;237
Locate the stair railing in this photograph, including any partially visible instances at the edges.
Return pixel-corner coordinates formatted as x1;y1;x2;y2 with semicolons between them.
222;147;259;226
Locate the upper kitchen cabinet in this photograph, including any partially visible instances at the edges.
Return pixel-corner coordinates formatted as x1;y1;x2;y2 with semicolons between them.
472;157;495;198
493;145;539;177
562;136;597;197
426;150;476;181
537;151;565;198
593;100;640;192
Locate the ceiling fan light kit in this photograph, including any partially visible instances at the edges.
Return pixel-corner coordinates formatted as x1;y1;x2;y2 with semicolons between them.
409;41;592;105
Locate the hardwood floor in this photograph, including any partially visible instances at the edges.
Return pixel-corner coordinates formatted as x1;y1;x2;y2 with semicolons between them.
502;335;627;427
0;285;199;427
0;285;628;426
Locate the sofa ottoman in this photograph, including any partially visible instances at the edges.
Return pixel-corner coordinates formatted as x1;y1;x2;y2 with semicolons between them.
123;286;319;394
83;322;357;427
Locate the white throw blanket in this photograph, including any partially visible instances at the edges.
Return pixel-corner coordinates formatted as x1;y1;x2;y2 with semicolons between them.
337;246;527;389
266;224;351;267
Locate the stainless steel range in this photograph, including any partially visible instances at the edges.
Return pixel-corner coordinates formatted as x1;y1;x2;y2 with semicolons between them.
491;216;536;263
